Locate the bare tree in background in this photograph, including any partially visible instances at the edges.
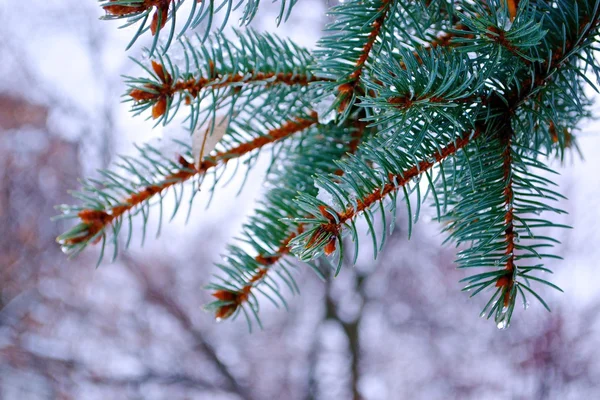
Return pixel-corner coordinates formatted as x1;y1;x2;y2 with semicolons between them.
2;2;600;400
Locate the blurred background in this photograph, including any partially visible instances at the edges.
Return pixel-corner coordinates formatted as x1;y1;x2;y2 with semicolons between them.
1;1;600;399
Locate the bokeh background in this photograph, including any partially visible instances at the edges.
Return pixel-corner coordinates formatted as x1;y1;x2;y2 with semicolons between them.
1;1;600;399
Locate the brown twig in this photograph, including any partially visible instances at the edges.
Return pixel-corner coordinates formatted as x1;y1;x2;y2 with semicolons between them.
65;112;319;246
103;0;203;35
132;61;328;119
337;0;393;111
309;127;482;253
494;10;600;295
495;124;516;306
211;120;370;319
212;225;305;320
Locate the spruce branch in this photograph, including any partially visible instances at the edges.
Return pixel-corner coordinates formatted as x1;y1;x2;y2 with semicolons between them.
443;125;569;328
56;112;318;263
205;119;369;327
290;126;481;269
100;0;297;54
126;31;325;131
331;0;394;114
445;0;600;327
54;0;600;329
454;0;547;64
314;0;465;117
209;225;304;322
293;0;600;326
130;61;321;120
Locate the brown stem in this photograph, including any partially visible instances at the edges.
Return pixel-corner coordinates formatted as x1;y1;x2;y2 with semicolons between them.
133;63;328;119
212;225;305;319
255;225;305;267
132;71;326;100
493;9;600;294
337;0;393;110
495;124;516;306
398;24;474;70
65;112;319;246
314;127;481;242
486;25;531;64
212;119;369;319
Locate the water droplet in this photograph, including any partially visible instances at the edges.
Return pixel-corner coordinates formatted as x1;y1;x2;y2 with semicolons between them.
60;245;71;255
495;306;510;330
215;317;223;323
523;301;530;310
497;319;509;330
480;310;487;318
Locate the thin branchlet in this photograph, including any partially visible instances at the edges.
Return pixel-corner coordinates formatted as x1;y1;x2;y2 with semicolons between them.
493;7;600;299
132;61;327;119
61;112;318;247
495;124;516;307
337;0;394;111
210;119;369;320
211;224;304;319
308;127;481;254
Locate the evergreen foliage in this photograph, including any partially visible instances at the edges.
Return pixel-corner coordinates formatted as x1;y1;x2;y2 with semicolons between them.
57;0;600;329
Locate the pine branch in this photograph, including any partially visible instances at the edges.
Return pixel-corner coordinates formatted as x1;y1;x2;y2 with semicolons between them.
323;132;477;232
126;31;324;131
205;119;369;326
210;225;304;321
509;5;600;110
291;126;481;266
56;112;318;263
132;61;325;121
442;128;569;328
290;0;600;327
453;0;547;65
100;0;298;53
335;0;394;112
52;0;600;330
446;0;600;327
313;0;400;118
315;0;467;117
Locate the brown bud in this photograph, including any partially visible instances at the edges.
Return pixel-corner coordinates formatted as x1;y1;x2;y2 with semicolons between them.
103;2;145;16
130;88;156;102
151;60;169;84
495;275;510;288
318;205;336;222
152;97;167;119
215;304;238;320
78;209;110;224
212;290;239;302
324;237;337;256
150;6;169;35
